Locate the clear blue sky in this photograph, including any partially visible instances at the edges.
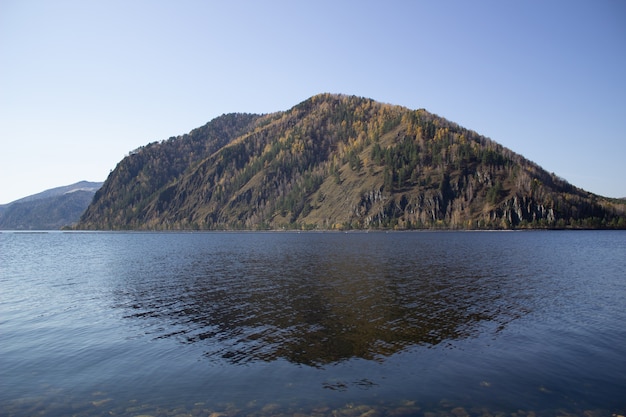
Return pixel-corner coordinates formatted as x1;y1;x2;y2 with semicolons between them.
1;0;625;204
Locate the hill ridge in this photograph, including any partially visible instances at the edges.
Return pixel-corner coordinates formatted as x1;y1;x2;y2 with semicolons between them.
76;94;626;230
0;181;102;230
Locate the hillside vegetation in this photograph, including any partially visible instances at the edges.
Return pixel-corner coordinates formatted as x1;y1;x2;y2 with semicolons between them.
77;94;626;230
1;181;102;230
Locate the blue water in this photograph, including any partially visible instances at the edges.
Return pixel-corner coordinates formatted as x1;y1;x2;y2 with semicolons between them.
1;231;625;416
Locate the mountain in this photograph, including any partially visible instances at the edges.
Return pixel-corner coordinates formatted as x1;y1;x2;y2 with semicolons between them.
0;181;103;230
76;94;626;230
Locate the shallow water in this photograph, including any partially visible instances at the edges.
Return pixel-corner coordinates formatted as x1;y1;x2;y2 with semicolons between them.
1;231;625;416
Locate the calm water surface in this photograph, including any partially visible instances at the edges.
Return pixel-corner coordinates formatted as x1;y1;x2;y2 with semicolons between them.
1;231;625;416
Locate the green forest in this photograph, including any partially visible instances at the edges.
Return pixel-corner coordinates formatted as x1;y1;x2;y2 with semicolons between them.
77;94;626;230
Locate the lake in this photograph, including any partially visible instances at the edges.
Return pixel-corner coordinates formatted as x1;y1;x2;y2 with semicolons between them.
1;231;625;417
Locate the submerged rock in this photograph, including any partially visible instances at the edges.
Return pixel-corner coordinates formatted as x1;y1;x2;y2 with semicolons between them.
451;407;470;417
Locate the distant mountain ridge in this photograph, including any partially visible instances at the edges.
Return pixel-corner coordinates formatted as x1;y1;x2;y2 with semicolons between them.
76;94;626;230
0;181;102;230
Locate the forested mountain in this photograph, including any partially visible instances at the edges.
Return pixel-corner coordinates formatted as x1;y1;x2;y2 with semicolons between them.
77;94;626;230
0;181;102;230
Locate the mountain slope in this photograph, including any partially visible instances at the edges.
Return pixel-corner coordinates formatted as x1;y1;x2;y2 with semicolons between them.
0;181;102;230
77;94;626;230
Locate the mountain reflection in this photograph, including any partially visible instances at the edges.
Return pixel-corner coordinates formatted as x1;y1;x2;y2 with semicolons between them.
114;234;523;366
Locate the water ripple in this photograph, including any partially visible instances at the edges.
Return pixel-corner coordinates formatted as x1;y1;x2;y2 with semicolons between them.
111;232;540;366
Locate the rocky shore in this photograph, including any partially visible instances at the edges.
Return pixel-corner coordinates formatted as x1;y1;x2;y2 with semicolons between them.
2;395;623;417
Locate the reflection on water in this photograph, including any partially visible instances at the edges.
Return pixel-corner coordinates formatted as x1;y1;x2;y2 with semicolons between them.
3;231;625;417
113;232;531;366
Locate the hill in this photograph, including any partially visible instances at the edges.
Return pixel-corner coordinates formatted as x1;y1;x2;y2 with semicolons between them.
76;94;626;230
0;181;102;230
